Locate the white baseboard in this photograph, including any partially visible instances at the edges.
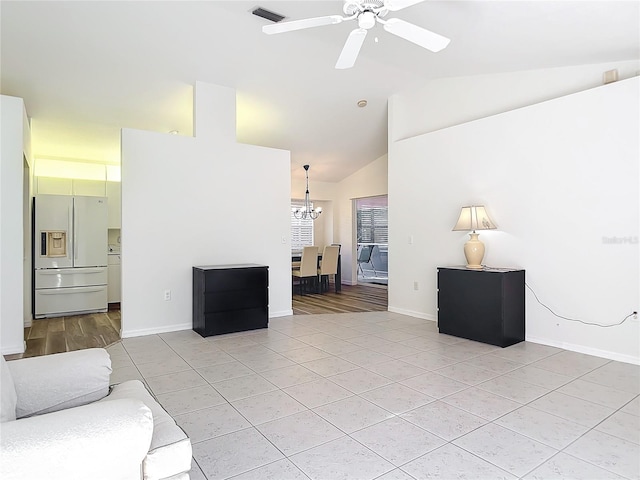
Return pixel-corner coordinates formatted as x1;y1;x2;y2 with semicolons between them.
121;314;294;338
1;341;26;356
388;306;437;322
526;335;640;365
122;322;193;339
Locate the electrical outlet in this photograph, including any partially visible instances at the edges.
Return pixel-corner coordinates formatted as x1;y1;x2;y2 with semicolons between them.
164;290;171;301
413;281;419;291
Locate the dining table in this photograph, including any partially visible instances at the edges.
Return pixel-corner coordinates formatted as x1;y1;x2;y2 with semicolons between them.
291;252;341;292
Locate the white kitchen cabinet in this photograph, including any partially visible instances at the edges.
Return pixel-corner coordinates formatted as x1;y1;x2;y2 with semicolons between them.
107;254;121;303
36;177;73;195
106;181;121;229
36;177;106;196
73;179;106;196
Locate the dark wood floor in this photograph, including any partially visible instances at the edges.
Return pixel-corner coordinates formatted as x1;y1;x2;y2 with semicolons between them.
5;311;121;360
6;284;387;359
293;283;388;315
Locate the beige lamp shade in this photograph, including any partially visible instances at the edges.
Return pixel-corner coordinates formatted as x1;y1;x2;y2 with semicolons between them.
452;206;497;232
452;206;496;269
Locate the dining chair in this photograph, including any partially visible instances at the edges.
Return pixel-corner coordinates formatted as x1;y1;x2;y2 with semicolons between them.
292;246;319;295
317;245;340;293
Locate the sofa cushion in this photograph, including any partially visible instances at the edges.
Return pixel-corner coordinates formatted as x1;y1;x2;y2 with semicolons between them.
104;380;192;480
1;397;153;480
8;348;111;418
1;356;18;422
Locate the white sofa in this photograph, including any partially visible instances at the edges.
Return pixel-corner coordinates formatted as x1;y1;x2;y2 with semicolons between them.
0;348;192;480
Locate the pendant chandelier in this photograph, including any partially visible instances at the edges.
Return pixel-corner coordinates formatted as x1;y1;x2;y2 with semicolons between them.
293;164;322;220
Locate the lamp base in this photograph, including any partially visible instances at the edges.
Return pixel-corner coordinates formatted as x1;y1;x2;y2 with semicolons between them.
464;232;485;269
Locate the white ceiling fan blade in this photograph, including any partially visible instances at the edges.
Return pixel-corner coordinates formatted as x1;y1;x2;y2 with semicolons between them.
335;28;367;69
262;15;344;34
383;18;450;52
384;0;426;12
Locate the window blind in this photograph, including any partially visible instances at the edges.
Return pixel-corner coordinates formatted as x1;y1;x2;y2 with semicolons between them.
356;197;388;244
291;200;314;253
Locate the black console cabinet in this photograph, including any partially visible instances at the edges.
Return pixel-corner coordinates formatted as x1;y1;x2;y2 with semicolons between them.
193;264;268;337
437;266;525;347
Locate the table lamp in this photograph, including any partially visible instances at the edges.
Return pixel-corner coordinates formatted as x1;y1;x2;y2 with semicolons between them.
452;205;496;269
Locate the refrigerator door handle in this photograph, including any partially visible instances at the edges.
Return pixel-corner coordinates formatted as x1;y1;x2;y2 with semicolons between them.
37;268;106;275
38;286;105;295
72;203;78;261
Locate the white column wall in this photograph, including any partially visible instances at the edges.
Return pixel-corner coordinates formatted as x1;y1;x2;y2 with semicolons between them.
1;95;30;354
388;78;639;363
22;102;33;330
121;82;291;338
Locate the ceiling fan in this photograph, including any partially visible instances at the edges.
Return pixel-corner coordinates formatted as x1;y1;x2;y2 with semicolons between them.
262;0;450;69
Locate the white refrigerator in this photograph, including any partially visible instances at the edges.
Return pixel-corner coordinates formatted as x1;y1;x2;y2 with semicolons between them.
34;195;108;318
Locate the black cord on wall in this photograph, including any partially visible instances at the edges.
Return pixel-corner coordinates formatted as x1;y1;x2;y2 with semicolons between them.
525;283;637;328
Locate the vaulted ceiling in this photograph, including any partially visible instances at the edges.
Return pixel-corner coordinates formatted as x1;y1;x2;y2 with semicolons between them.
2;1;638;182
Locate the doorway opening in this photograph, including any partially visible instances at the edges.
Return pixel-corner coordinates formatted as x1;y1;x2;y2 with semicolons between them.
356;195;388;286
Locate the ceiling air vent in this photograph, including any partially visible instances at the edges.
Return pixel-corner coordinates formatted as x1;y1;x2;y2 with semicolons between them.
252;7;285;23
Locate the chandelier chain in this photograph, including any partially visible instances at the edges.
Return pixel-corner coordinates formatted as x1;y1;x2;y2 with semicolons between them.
293;165;322;220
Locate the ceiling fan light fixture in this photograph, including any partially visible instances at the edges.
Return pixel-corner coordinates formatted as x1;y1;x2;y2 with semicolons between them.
344;0;386;16
262;0;450;69
358;11;376;29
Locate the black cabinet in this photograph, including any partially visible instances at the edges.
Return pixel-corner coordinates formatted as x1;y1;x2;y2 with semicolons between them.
437;266;525;347
193;264;268;337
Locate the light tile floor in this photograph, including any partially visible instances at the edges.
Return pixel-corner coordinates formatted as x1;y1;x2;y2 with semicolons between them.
106;312;640;480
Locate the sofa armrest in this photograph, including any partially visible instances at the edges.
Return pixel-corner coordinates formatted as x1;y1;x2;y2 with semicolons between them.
7;348;112;418
0;398;153;480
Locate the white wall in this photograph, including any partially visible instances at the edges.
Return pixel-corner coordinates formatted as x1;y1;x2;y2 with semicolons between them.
1;95;31;354
121;82;291;338
309;200;333;251
389;77;639;363
390;60;640;141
